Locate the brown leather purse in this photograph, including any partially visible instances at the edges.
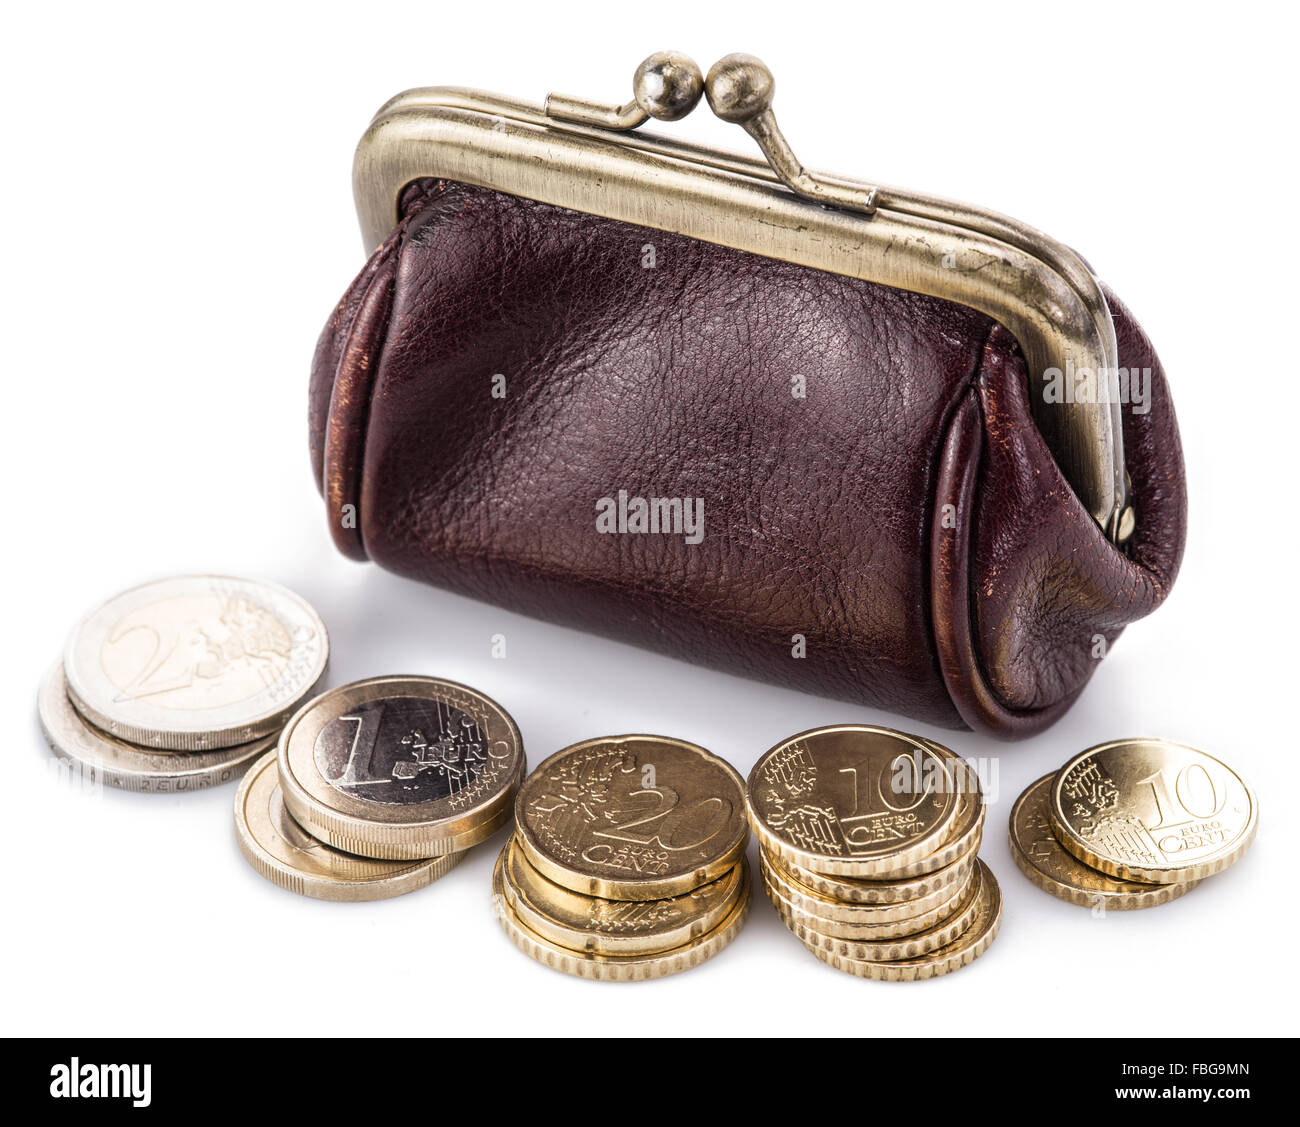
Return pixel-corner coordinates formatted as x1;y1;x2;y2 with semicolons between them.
309;52;1186;740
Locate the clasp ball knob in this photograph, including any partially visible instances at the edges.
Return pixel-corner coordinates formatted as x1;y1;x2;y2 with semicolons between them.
632;51;705;122
705;53;775;123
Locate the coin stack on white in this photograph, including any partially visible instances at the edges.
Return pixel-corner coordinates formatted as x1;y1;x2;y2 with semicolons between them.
235;675;526;901
493;735;752;981
40;575;330;794
747;725;1002;981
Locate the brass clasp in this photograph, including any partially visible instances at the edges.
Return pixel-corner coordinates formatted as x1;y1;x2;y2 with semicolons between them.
547;51;880;217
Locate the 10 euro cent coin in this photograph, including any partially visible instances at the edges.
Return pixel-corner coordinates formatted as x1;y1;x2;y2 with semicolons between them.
1012;774;1199;908
747;725;963;878
1049;738;1258;884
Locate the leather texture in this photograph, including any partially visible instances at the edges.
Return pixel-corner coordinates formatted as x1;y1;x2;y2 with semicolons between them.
310;178;1187;738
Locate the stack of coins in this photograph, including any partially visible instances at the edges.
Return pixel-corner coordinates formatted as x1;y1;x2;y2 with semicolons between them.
1009;738;1259;910
747;725;1001;981
493;735;751;981
39;575;329;793
236;674;525;901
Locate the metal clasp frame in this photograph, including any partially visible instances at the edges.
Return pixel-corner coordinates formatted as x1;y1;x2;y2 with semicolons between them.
354;52;1133;542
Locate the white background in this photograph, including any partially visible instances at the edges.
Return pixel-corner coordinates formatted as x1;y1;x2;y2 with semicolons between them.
4;1;1296;1038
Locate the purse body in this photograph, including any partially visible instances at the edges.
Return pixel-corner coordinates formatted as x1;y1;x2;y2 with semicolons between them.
310;178;1186;738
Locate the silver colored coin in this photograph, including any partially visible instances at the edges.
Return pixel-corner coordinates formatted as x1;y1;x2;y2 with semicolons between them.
63;574;329;751
278;675;525;859
38;663;271;792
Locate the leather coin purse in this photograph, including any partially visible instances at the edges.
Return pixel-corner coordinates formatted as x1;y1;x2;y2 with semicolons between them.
310;51;1187;739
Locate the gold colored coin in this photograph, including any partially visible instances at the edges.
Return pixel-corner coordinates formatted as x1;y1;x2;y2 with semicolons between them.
278;676;525;860
498;837;746;955
492;848;751;981
876;783;985;879
778;840;977;905
235;751;463;901
514;735;748;900
766;857;983;957
1011;775;1199;909
746;726;966;877
760;846;972;925
797;861;1002;981
1050;738;1258;883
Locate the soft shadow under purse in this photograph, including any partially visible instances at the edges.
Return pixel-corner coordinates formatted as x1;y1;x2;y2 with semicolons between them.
309;51;1187;739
